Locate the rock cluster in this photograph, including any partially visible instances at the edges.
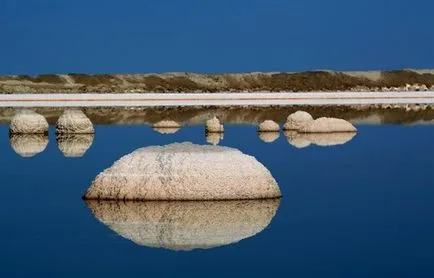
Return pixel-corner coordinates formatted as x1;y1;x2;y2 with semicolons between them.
206;116;224;133
85;199;280;251
83;142;281;201
9;110;48;134
56;110;94;134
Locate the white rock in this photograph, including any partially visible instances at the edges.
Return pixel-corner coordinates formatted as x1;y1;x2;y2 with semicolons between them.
258;120;280;132
57;134;94;157
56;110;94;134
258;132;280;143
86;199;280;251
84;142;281;200
299;117;357;133
152;120;180;128
206;116;224;133
10;134;49;157
9;110;48;134
283;111;313;130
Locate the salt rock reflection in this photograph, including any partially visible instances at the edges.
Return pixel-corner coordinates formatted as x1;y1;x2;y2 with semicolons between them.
258;132;280;143
206;132;223;145
57;134;94;157
10;134;49;157
284;131;356;147
153;127;180;134
85;199;280;251
84;142;281;200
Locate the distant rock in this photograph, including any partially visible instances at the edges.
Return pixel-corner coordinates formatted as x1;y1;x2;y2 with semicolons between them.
10;134;48;157
85;199;280;251
56;110;94;134
9;110;48;134
206;116;224;133
83;142;281;200
284;131;311;148
206;132;223;145
258;132;280;143
152;120;180;128
57;134;94;157
283;111;313;130
258;120;280;132
299;117;357;133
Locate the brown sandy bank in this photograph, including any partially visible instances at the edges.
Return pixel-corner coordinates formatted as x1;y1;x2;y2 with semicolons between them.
1;70;434;93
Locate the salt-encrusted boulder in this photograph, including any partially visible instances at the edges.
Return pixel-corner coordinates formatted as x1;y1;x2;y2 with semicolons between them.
56;110;94;134
85;199;280;251
283;111;313;130
152;120;180;128
9;110;48;134
57;134;94;157
206;132;223;145
299;117;357;133
258;120;280;132
206;116;224;133
83;142;281;200
10;134;49;157
258;132;280;143
305;132;356;147
284;131;311;148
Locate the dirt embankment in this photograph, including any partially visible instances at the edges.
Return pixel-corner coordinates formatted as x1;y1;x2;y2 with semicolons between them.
1;70;434;93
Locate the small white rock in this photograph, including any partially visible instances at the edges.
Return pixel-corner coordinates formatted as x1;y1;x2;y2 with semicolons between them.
258;120;280;132
206;116;224;133
56;110;94;134
283;111;313;130
10;110;48;134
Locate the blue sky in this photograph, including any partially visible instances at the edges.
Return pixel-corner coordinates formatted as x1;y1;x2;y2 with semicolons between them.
0;0;432;74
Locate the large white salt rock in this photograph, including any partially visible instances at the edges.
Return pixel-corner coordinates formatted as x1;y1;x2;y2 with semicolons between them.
84;142;281;200
258;120;280;132
206;116;224;133
57;134;94;157
85;199;280;251
10;134;49;157
56;110;94;134
299;117;357;133
9;110;48;134
283;111;313;130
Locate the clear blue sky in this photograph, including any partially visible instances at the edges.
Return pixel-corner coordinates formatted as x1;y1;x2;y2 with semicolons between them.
0;0;432;75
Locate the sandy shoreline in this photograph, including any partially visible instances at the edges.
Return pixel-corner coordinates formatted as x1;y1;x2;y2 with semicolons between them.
0;92;434;107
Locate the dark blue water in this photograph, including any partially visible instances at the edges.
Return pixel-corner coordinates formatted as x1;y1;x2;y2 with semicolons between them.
1;124;433;278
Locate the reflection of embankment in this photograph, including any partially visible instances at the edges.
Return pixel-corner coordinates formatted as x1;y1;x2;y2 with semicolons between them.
57;134;94;157
285;131;356;147
10;134;48;157
0;106;433;126
85;199;280;251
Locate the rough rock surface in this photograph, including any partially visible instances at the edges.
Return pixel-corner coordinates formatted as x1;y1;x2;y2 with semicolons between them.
57;134;94;157
152;120;180;128
283;111;313;130
9;110;48;134
299;117;357;133
83;142;281;200
258;132;280;143
56;110;94;134
206;116;224;133
10;134;49;157
85;199;280;251
258;120;280;132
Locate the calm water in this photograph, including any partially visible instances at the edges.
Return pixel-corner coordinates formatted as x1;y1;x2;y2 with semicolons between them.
1;123;434;277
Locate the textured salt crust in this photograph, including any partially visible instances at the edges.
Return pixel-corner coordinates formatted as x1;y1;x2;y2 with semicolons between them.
85;199;280;251
9;110;48;134
299;117;357;133
57;134;94;157
56;109;94;134
206;116;224;133
84;142;281;200
284;131;356;147
258;132;280;143
10;134;49;157
258;120;280;132
283;111;314;130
